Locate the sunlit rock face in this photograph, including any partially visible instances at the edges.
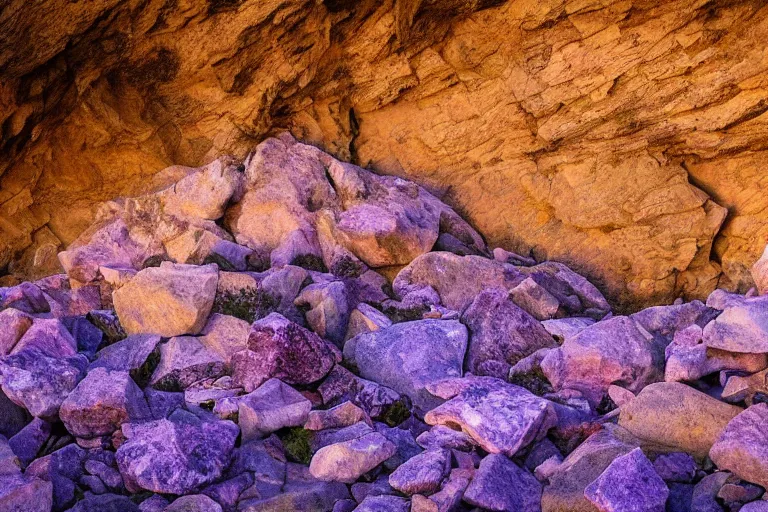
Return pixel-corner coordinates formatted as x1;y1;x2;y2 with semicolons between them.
2;0;768;310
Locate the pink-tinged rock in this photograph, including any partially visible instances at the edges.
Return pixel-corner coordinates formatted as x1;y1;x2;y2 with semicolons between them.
631;300;717;344
295;281;351;346
393;252;523;312
99;266;137;288
89;334;161;386
150;336;227;391
388;448;450;495
60;368;150;438
0;282;50;314
424;377;556;457
159;157;243;221
113;263;218;337
463;453;541;512
116;410;238;494
34;274;103;317
751;245;768;295
519;262;611;320
165;229;252;271
0;309;32;356
353;495;409;512
344;304;392;342
0;350;87;418
541;317;595;341
198;313;250;364
10;318;77;358
585;448;668;512
305;402;370;431
232;313;336;392
416;425;476;451
709;403;768;488
462;288;557;379
0;473;53;512
309;432;396;483
703;302;768;353
345;319;467;412
509;277;561;320
416;468;472;512
239;378;312;441
721;368;768;404
317;366;410;422
541;316;662;406
165;494;223;512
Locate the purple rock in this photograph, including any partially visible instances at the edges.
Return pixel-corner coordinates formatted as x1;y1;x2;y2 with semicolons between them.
509;277;561;321
238;378;312;441
350;474;395;503
463;453;542;512
653;453;697;483
67;493;139;512
518;261;611;319
309;432;396;483
232;313;337;392
226;439;286;485
238;478;349;512
0;473;53;512
375;423;423;470
0;349;88;418
703;301;768;354
742;502;768;512
202;473;254;512
691;472;730;512
138;495;170;512
165;495;223;512
144;388;184;419
344;319;467;413
8;417;50;467
666;483;694;512
0;308;32;356
461;288;558;379
317;366;409;422
89;334;161;387
424;377;556;457
61;316;104;359
305;402;370;431
0;389;30;438
416;425;476;452
710;403;768;488
584;448;669;512
116;410;239;494
353;495;410;512
388;448;450;495
10;318;77;358
60;368;150;438
84;459;123;490
295;281;352;347
0;282;50;314
150;335;227;391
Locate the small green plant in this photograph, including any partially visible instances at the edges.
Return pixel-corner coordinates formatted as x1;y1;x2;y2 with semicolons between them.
279;427;314;464
508;366;554;397
213;287;278;323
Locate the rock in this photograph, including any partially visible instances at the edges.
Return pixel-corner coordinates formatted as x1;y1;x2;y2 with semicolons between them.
541;317;595;342
160;157;243;221
709;403;768;488
0;283;50;314
294;280;351;346
8;418;51;467
415;468;472;512
742;503;768;512
541;316;662;406
198;313;250;364
112;263;218;337
721;368;768;404
60;368;150;438
150;336;226;391
84;459;123;489
89;334;161;387
509;277;561;320
0;473;53;512
344;319;467;412
165;495;223;512
116;410;239;494
652;453;697;483
352;495;410;512
317;366;410;423
238;476;350;512
144;388;184;420
238;378;312;441
618;382;743;458
61;316;104;359
584;448;668;512
691;472;730;512
201;473;254;512
309;432;396;483
518;262;611;319
67;493;139;512
86;310;127;343
11;318;78;358
424;377;556;457
99;266;137;288
461;288;557;379
717;482;763;506
393;252;522;312
463;453;542;512
0;390;29;439
0;309;32;356
305;402;370;431
388;449;450;495
165;229;252;271
751;245;768;295
375;423;423;470
0;349;88;418
416;425;476;451
232;313;337;392
704;301;768;354
344;304;392;342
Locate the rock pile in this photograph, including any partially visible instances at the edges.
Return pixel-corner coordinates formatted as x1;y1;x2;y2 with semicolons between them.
2;134;768;512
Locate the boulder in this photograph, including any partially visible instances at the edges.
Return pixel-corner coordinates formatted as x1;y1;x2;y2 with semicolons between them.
413;468;472;512
344;319;467;412
8;418;50;467
388;449;450;495
165;229;252;271
112;263;218;337
541;316;663;406
518;262;611;319
305;402;370;431
721;368;768;404
238;378;312;441
352;495;409;512
89;334;161;387
652;453;697;483
703;302;768;353
232;313;337;392
416;425;476;452
463;453;541;512
67;493;140;512
509;277;561;320
294;281;351;346
751;244;768;295
0;309;32;356
584;448;668;512
618;382;742;458
198;313;250;364
461;288;557;379
0;473;53;512
116;410;238;494
10;318;77;358
165;494;224;512
344;304;392;342
424;377;556;457
60;368;150;438
317;366;411;423
309;432;396;483
709;403;768;488
0;282;50;314
159;157;243;221
541;317;595;342
150;336;226;391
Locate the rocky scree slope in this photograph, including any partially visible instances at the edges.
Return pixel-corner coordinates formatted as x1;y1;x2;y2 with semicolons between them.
3;136;768;511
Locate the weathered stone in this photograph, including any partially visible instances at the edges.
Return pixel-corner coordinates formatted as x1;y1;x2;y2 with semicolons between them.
99;266;137;288
509;277;561;321
309;432;396;483
541;316;662;405
691;472;730;512
518;262;611;319
165;228;252;271
751;245;768;295
704;302;768;354
388;448;450;495
150;335;226;391
165;494;223;512
10;318;77;358
113;263;218;337
344;304;392;342
0;309;32;356
721;368;768;405
89;334;161;386
238;477;350;512
198;313;250;365
0;283;50;314
0;349;87;418
305;402;370;431
239;378;312;441
709;403;768;488
541;317;595;342
86;310;127;343
416;425;476;452
424;377;556;457
318;366;409;423
345;319;467;412
60;368;150;438
463;453;542;512
160;157;243;221
0;473;53;512
8;418;51;467
68;493;139;512
462;288;557;379
232;313;336;392
584;448;668;512
116;410;238;494
294;281;351;346
618;382;743;458
652;452;697;483
352;495;410;512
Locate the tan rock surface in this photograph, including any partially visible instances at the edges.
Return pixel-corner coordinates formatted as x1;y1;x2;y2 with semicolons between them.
3;0;768;309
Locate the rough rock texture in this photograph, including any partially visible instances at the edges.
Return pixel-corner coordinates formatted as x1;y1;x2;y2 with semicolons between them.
710;403;768;488
584;448;668;512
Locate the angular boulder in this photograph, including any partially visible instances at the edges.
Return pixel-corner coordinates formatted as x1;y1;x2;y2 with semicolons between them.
751;244;768;295
388;448;450;496
463;453;541;512
0;309;32;356
703;301;768;353
150;336;226;391
88;334;161;386
584;448;668;512
159;157;243;221
309;432;396;484
10;318;77;358
0;473;53;512
344;319;467;412
238;378;312;441
113;263;218;337
165;494;224;512
709;403;768;488
198;313;250;364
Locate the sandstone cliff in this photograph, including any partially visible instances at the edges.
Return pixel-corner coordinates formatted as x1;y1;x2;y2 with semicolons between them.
2;0;768;310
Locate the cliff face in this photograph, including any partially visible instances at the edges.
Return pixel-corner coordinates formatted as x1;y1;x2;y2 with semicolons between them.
2;0;768;310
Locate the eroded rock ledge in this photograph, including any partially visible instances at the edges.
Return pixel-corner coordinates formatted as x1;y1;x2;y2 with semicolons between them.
2;0;768;310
